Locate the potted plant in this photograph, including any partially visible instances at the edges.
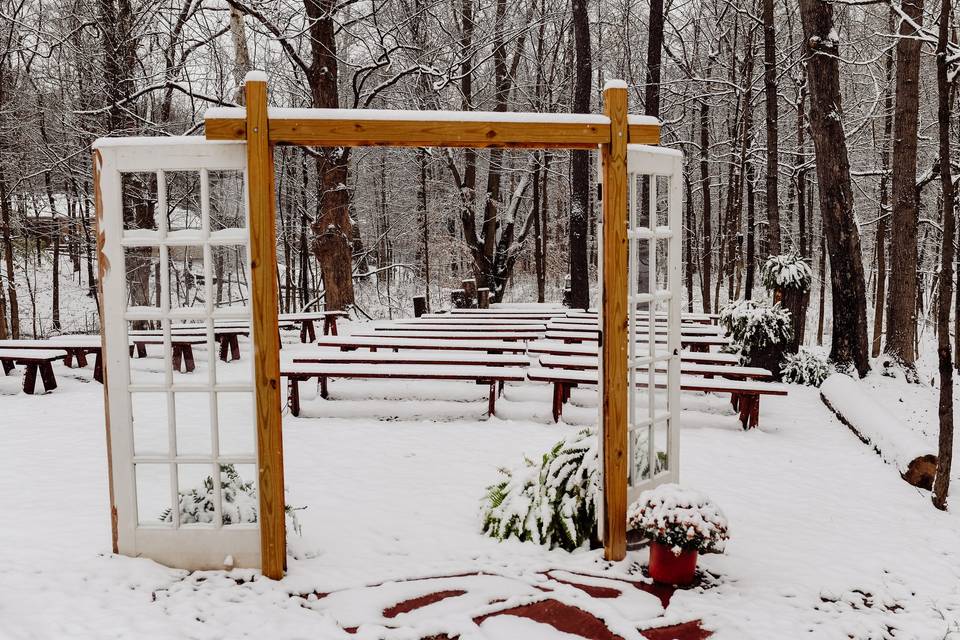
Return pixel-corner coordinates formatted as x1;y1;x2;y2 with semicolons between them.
627;483;729;586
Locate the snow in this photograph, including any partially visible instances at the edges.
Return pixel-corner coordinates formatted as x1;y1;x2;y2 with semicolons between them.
1;335;960;637
603;79;629;90
205;107;612;125
820;373;934;471
244;70;268;83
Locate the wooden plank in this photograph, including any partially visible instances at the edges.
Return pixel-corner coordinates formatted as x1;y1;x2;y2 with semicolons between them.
600;83;629;562
92;149;119;555
207;112;661;149
245;79;286;580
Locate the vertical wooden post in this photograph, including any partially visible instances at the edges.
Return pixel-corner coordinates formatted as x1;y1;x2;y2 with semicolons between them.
412;295;427;317
245;75;286;579
601;81;629;561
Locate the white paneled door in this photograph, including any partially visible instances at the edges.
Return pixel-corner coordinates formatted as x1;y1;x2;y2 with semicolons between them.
94;138;260;570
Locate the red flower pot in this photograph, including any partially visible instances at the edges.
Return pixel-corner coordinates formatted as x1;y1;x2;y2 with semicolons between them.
648;541;698;586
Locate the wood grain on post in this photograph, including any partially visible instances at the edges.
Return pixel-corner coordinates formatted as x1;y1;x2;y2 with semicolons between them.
205;113;660;149
601;83;629;561
244;78;286;580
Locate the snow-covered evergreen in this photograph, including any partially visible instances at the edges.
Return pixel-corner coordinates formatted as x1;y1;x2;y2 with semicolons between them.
780;348;831;386
761;253;813;294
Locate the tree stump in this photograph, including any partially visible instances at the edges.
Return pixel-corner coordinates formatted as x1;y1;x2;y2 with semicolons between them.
462;279;478;308
413;295;427;318
451;289;467;309
477;288;490;309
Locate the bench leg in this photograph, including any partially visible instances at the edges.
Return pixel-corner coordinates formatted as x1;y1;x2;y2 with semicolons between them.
737;394;758;430
1;359;13;376
136;343;147;358
172;345;183;372
22;363;38;394
749;396;760;429
64;352;74;368
552;382;564;423
219;336;229;361
184;346;196;373
319;376;328;399
76;350;89;368
327;317;338;336
289;377;301;417
488;381;496;416
39;362;57;392
230;335;240;361
93;352;104;383
306;320;316;342
299;321;308;343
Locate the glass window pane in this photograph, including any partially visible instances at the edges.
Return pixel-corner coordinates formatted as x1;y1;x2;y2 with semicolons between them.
136;464;172;526
209;170;245;232
211;245;249;311
176;464;218;526
174;392;212;455
165;171;202;234
167;246;205;311
217;392;255;456
125;248;161;310
220;463;258;526
122;172;159;234
132;392;168;455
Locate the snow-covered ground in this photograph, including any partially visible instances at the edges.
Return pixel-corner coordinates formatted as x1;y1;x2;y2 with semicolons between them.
1;333;959;639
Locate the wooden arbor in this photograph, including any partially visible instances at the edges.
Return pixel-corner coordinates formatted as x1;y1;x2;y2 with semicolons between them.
202;74;659;579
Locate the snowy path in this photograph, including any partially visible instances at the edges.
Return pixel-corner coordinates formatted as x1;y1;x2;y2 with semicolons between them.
1;359;959;638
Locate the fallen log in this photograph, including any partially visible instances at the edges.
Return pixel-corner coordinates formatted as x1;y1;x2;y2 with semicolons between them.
820;373;937;489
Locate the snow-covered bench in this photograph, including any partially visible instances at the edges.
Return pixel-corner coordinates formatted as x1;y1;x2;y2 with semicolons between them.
281;361;527;416
0;337;104;382
525;339;741;365
314;335;529;354
126;335;207;372
526;366;787;428
543;328;731;351
373;323;546;334
351;329;540;342
546;320;723;336
0;349;66;394
278;310;349;342
537;354;771;380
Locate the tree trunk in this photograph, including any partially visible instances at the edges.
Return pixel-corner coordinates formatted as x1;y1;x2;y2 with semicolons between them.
873;23;894;358
762;0;781;256
699;87;713;313
0;168;20;339
569;0;592;309
932;0;953;510
798;0;870;376
533;153;545;303
884;0;925;377
745;160;756;299
304;0;355;312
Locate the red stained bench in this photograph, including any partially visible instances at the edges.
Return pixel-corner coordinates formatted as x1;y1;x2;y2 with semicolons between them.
279;311;349;343
0;338;104;382
526;367;787;428
127;336;207;373
0;349;65;394
281;361;527;417
525;339;741;366
315;336;529;354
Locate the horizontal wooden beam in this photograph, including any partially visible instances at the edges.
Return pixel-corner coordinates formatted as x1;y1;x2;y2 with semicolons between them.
205;111;659;148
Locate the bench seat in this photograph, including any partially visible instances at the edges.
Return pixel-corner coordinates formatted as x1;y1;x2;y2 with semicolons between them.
376;323;546;333
537;354;771;379
317;336;529;353
281;362;527;416
526;339;740;364
547;321;723;336
544;329;730;350
526;366;786;428
0;348;66;393
356;329;539;341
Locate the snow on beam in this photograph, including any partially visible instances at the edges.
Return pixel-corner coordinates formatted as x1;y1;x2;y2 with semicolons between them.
204;107;660;149
820;373;937;489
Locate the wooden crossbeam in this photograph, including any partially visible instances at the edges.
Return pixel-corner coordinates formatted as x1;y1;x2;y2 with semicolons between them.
205;108;659;149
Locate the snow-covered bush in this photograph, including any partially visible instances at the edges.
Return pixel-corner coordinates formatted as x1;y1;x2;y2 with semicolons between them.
161;464;304;533
780;348;830;386
627;484;729;555
762;253;813;294
481;429;599;552
719;299;792;354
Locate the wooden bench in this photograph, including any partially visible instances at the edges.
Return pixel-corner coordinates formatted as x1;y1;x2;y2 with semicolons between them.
547;320;724;336
353;329;539;342
395;317;548;326
537;354;771;380
374;323;545;334
526;367;787;428
0;349;65;394
128;336;207;373
281;362;527;416
526;339;740;365
278;310;349;342
315;335;529;354
544;329;730;351
0;338;104;382
565;310;720;325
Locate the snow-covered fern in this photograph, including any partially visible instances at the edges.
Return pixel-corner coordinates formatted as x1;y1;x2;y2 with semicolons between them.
481;429;599;551
780;348;831;386
762;253;813;294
